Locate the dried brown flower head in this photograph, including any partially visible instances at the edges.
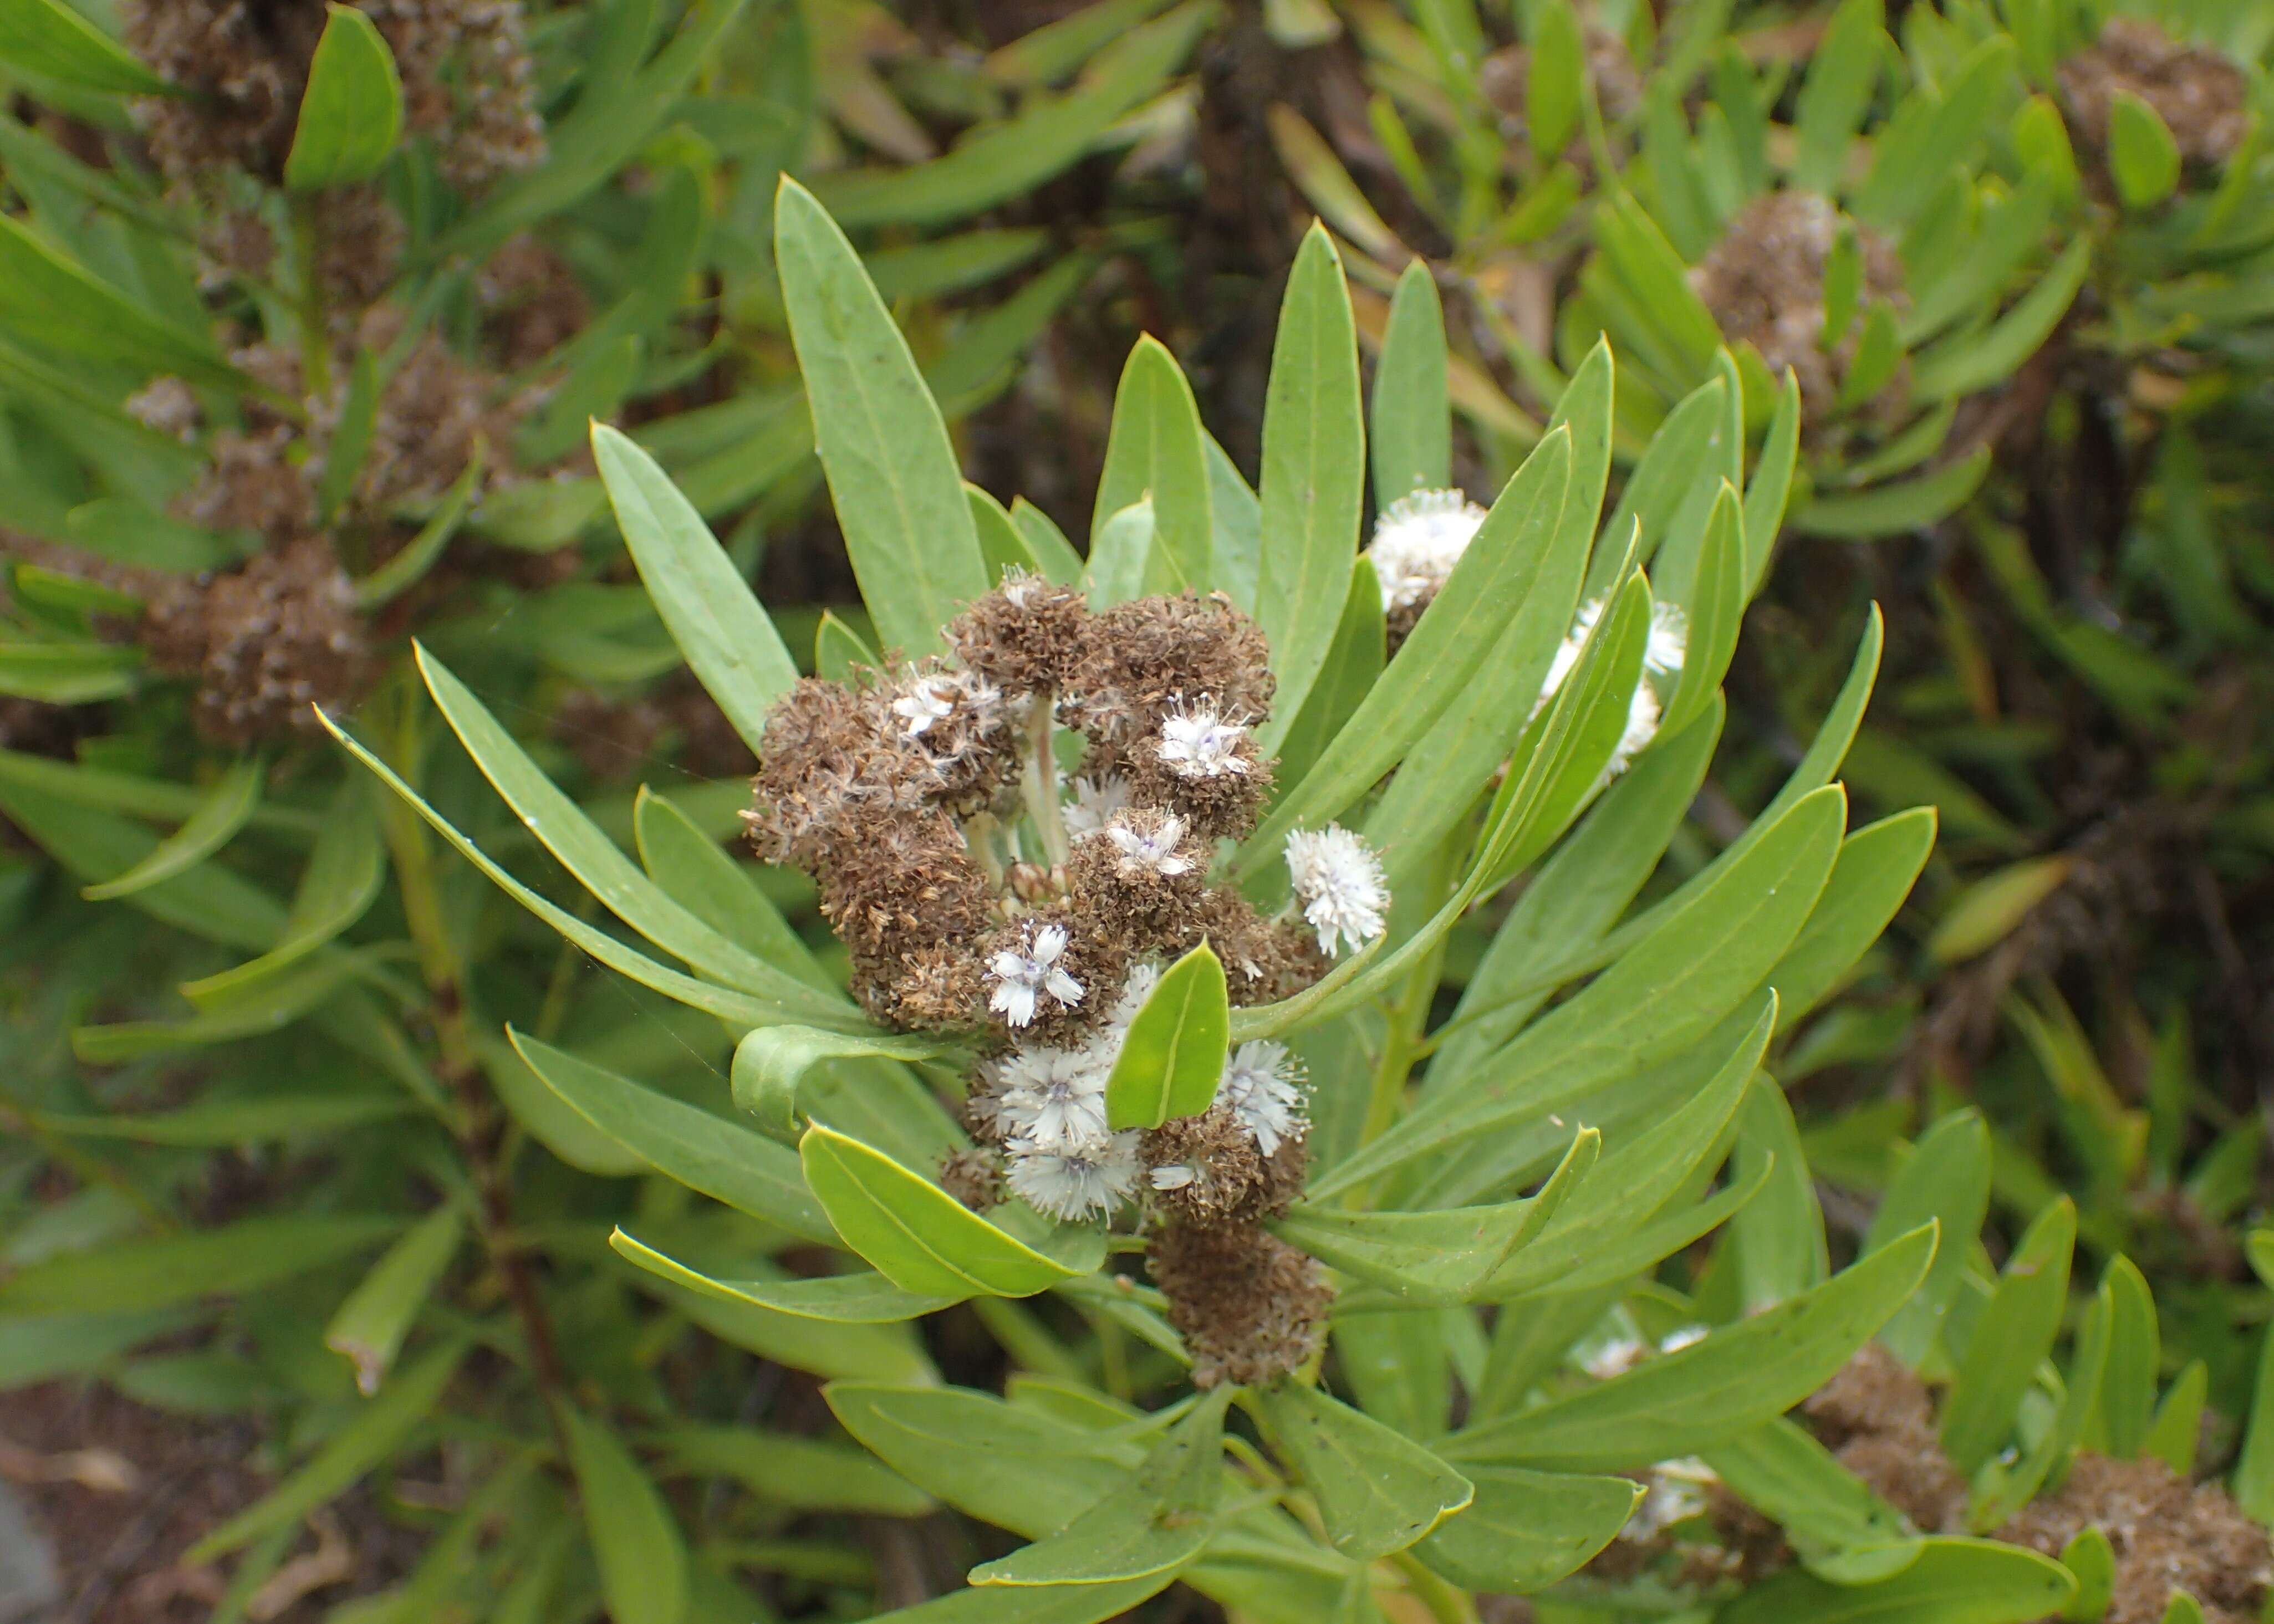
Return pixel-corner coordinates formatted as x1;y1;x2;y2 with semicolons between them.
2061;19;2250;170
142;537;374;744
1689;192;1909;432
1145;1219;1329;1388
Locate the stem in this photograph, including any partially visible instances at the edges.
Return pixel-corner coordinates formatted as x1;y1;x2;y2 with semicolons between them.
1358;835;1461;1147
375;677;572;1452
1024;692;1069;870
290;195;332;402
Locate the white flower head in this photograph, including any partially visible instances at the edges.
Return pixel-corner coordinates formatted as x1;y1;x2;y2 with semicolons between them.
1156;699;1250;780
1103;960;1162;1038
1104;813;1193;878
988;922;1084;1028
1216;1039;1308;1155
891;667;1004;743
995;1045;1110;1152
1624;1458;1718;1540
1368;488;1488;611
1061;774;1132;839
1600;680;1660;784
1284;824;1389;957
1005;1129;1141;1220
1645;599;1689;682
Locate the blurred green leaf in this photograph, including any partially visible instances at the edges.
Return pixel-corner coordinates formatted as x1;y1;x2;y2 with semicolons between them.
324;1207;463;1396
612;1231;961;1321
1942;1197;2074;1474
1413;1463;1635;1592
80;758;262;902
1721;1537;2076;1622
565;1406;690;1624
0;0;175;95
284;6;404;191
0;1215;395;1314
1094;336;1213;595
2107;90;2180;210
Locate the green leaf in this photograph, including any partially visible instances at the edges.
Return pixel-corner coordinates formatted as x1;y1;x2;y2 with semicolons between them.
1259;1380;1472;1558
1704;1418;1913;1560
0;1215;396;1314
826;1381;1140;1540
323;1206;463;1396
1928;856;2072;965
1272;1129;1597;1305
1094;336;1213;594
80;758;263;902
2107;90;2181;210
0;0;177;96
1731;1079;1829;1311
2059;1527;2115;1619
594;423;798;754
0;215;243;393
1105;942;1231;1130
511;1030;834;1243
1791;447;1992;538
1321;786;1843;1199
2095;1258;2158;1458
1719;1537;2076;1624
1413;1464;1637;1592
801;1124;1102;1297
775;178;990;656
1660;481;1743;736
0;1309;195;1391
1867;1109;1992;1366
2234;1292;2274;1521
1256;224;1365;750
661;1426;933;1516
180;785;383;1008
1084;498;1156;609
480;1033;645;1176
815;607;883;680
862;1577;1181;1623
972;1388;1231;1585
634;787;833;993
1772;808;1938;1027
1011;497;1088;586
415;646;843;1022
1941;1197;2075;1475
1249;420;1577;862
284;6;405;191
565;1407;690;1624
321;712;824;1031
1852;37;2017;229
611;1230;961;1320
814;2;1210;229
32;1095;409;1145
731;1024;951;1141
1446;1224;1938;1472
1910;242;2089;403
2144;1360;2206;1474
1370;260;1451;502
189;1337;470;1561
1526;0;1585;159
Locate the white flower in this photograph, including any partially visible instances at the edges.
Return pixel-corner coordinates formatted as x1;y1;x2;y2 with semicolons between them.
1581;1336;1648;1381
1104;813;1192;878
892;668;1004;743
893;675;957;737
995;1046;1110;1152
1156;701;1250;780
1001;566;1043;609
1600;681;1660;785
1005;1130;1141;1220
1284;824;1389;957
1216;1040;1307;1155
1149;1163;1197;1191
1062;774;1132;839
1103;961;1161;1039
988;922;1085;1027
1624;1459;1717;1540
1367;488;1488;612
1645;600;1689;681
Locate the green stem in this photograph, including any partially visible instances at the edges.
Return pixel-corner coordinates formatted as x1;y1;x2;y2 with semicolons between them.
1024;692;1068;870
1358;835;1461;1148
1390;1550;1477;1624
290;195;332;402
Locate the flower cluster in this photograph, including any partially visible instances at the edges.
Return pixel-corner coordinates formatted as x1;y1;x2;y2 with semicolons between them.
1365;488;1489;653
748;574;1388;1384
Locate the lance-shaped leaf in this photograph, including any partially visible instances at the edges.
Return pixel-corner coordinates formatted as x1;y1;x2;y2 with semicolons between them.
732;1024;953;1141
1413;1465;1638;1594
1256;224;1364;749
1719;1536;2076;1623
862;1575;1180;1622
611;1231;960;1321
1370;259;1451;500
512;1029;833;1243
776;178;988;657
1105;942;1230;1130
180;782;383;1008
565;1407;689;1624
81;757;263;901
284;6;404;191
0;0;177;95
0;215;243;392
1941;1197;2076;1474
1446;1224;1939;1472
323;1206;463;1396
801;1125;1103;1297
971;1388;1231;1586
594;425;798;753
1271;1128;1598;1305
1260;1381;1472;1559
1704;1418;1914;1563
1868;1108;1991;1365
1093;336;1212;594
